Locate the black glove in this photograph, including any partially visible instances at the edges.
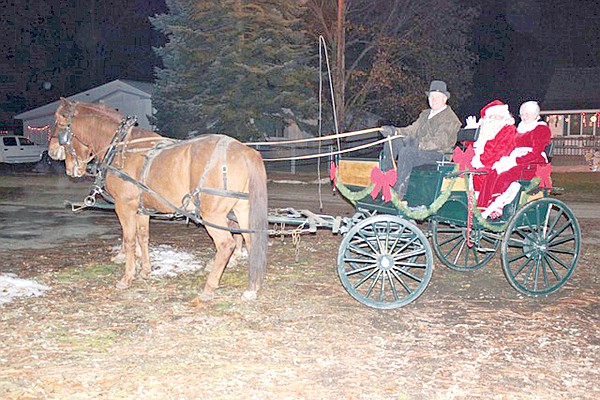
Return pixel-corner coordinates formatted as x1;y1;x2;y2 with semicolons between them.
380;125;397;137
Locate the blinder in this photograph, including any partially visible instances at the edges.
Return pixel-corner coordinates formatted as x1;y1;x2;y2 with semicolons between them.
57;119;73;146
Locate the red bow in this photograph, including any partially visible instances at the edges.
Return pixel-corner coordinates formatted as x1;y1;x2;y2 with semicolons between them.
536;164;552;188
370;167;397;202
329;162;337;185
452;145;475;171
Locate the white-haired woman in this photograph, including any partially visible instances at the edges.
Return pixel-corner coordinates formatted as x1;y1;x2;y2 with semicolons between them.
501;101;551;181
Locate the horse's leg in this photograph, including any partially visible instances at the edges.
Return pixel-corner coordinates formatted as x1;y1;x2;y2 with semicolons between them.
229;232;245;266
112;245;126;264
198;220;237;301
233;201;258;300
114;204;138;290
136;214;151;279
112;238;142;264
227;220;246;268
205;220;244;272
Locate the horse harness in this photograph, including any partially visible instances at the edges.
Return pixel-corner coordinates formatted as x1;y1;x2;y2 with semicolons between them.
67;116;255;234
55;112;97;172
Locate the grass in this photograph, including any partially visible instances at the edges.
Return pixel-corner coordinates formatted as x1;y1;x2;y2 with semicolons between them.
551;172;600;202
53;263;118;283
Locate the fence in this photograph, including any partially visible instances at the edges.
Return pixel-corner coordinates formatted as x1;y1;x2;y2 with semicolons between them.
551;136;600;166
552;136;600;156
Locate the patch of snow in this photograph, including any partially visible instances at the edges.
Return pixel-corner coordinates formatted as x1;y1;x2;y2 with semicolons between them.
271;179;309;185
0;273;51;305
149;244;204;278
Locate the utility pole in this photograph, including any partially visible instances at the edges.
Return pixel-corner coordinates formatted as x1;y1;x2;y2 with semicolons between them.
334;0;345;131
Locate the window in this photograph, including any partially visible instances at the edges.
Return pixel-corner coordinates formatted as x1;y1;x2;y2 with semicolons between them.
3;137;17;146
582;115;595;136
568;114;581;135
18;137;34;146
566;113;598;136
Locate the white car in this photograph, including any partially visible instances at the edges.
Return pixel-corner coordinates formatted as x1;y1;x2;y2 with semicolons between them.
0;135;48;164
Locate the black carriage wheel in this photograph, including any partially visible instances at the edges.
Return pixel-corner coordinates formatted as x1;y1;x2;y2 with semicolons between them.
337;215;433;309
501;198;581;296
431;219;499;271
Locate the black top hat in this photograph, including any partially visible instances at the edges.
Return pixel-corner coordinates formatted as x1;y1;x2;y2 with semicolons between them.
426;80;450;99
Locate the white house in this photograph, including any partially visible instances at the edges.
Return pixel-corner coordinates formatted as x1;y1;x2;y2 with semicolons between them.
14;79;155;147
540;67;600;164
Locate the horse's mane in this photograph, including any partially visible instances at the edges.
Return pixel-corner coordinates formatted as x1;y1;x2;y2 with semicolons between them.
75;102;123;123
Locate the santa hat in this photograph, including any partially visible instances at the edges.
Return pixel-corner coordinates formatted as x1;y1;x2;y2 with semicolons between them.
480;100;509;118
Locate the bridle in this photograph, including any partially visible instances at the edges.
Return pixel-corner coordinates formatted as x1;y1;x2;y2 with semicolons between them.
54;112;95;172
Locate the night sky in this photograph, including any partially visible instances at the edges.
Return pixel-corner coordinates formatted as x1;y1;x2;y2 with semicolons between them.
461;0;599;117
1;0;598;123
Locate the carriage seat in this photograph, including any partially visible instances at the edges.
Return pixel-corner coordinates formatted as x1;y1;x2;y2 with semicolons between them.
454;127;478;151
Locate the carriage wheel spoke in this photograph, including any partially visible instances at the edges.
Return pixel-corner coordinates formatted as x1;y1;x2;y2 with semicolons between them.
352;268;379;291
511;255;534;280
547;221;572;243
543;254;563;281
389;269;413;295
547;208;565;233
548;234;576;248
393;247;426;262
347;241;379;259
545;250;571;270
345;265;377;277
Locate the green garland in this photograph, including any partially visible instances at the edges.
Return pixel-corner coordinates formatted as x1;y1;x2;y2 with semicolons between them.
335;164;460;220
334;176;374;204
334;165;543;229
388;169;459;220
470;177;541;232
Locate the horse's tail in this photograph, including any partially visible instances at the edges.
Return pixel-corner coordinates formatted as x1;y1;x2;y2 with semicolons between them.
247;149;268;292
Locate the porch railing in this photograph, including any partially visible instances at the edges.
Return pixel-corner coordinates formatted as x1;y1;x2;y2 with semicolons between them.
551;136;600;156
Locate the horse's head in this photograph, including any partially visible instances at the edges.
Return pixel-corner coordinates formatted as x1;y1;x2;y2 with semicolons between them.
48;98;76;162
51;98;122;178
51;98;89;177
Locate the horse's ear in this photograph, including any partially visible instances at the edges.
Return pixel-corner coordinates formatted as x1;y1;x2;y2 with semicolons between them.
58;97;77;117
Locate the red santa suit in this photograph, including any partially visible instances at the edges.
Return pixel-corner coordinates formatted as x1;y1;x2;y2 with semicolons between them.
470;101;517;210
501;120;551;182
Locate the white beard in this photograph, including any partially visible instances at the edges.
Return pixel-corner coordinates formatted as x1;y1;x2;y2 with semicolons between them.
478;116;515;141
471;115;514;169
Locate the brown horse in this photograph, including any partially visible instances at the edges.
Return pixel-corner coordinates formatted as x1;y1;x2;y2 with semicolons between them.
48;98;268;300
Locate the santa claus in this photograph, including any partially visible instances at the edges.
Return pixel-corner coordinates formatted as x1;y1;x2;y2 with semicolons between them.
467;100;523;219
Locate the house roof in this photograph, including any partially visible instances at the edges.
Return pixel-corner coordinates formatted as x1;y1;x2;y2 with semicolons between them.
543;67;600;110
14;79;154;120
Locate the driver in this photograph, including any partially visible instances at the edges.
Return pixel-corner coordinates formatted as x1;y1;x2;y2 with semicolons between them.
380;80;461;199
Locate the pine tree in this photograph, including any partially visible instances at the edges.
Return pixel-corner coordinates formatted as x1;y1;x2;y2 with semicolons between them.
151;0;317;139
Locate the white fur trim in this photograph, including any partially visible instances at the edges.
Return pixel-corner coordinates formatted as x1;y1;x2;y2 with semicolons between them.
492;155;517;174
484;104;509;117
517;119;546;133
481;182;521;219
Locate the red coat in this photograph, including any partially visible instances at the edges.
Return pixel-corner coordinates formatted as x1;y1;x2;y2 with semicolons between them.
504;123;552;181
472;124;516;208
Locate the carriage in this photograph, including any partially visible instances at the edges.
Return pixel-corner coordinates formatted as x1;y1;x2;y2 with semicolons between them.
330;133;581;309
52;99;581;309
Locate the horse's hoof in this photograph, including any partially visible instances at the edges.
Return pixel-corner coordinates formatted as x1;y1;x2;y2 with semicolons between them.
115;280;130;290
139;271;151;280
241;290;258;301
111;254;125;264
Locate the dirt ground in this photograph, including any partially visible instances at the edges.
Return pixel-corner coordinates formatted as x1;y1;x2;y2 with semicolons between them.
1;170;599;399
